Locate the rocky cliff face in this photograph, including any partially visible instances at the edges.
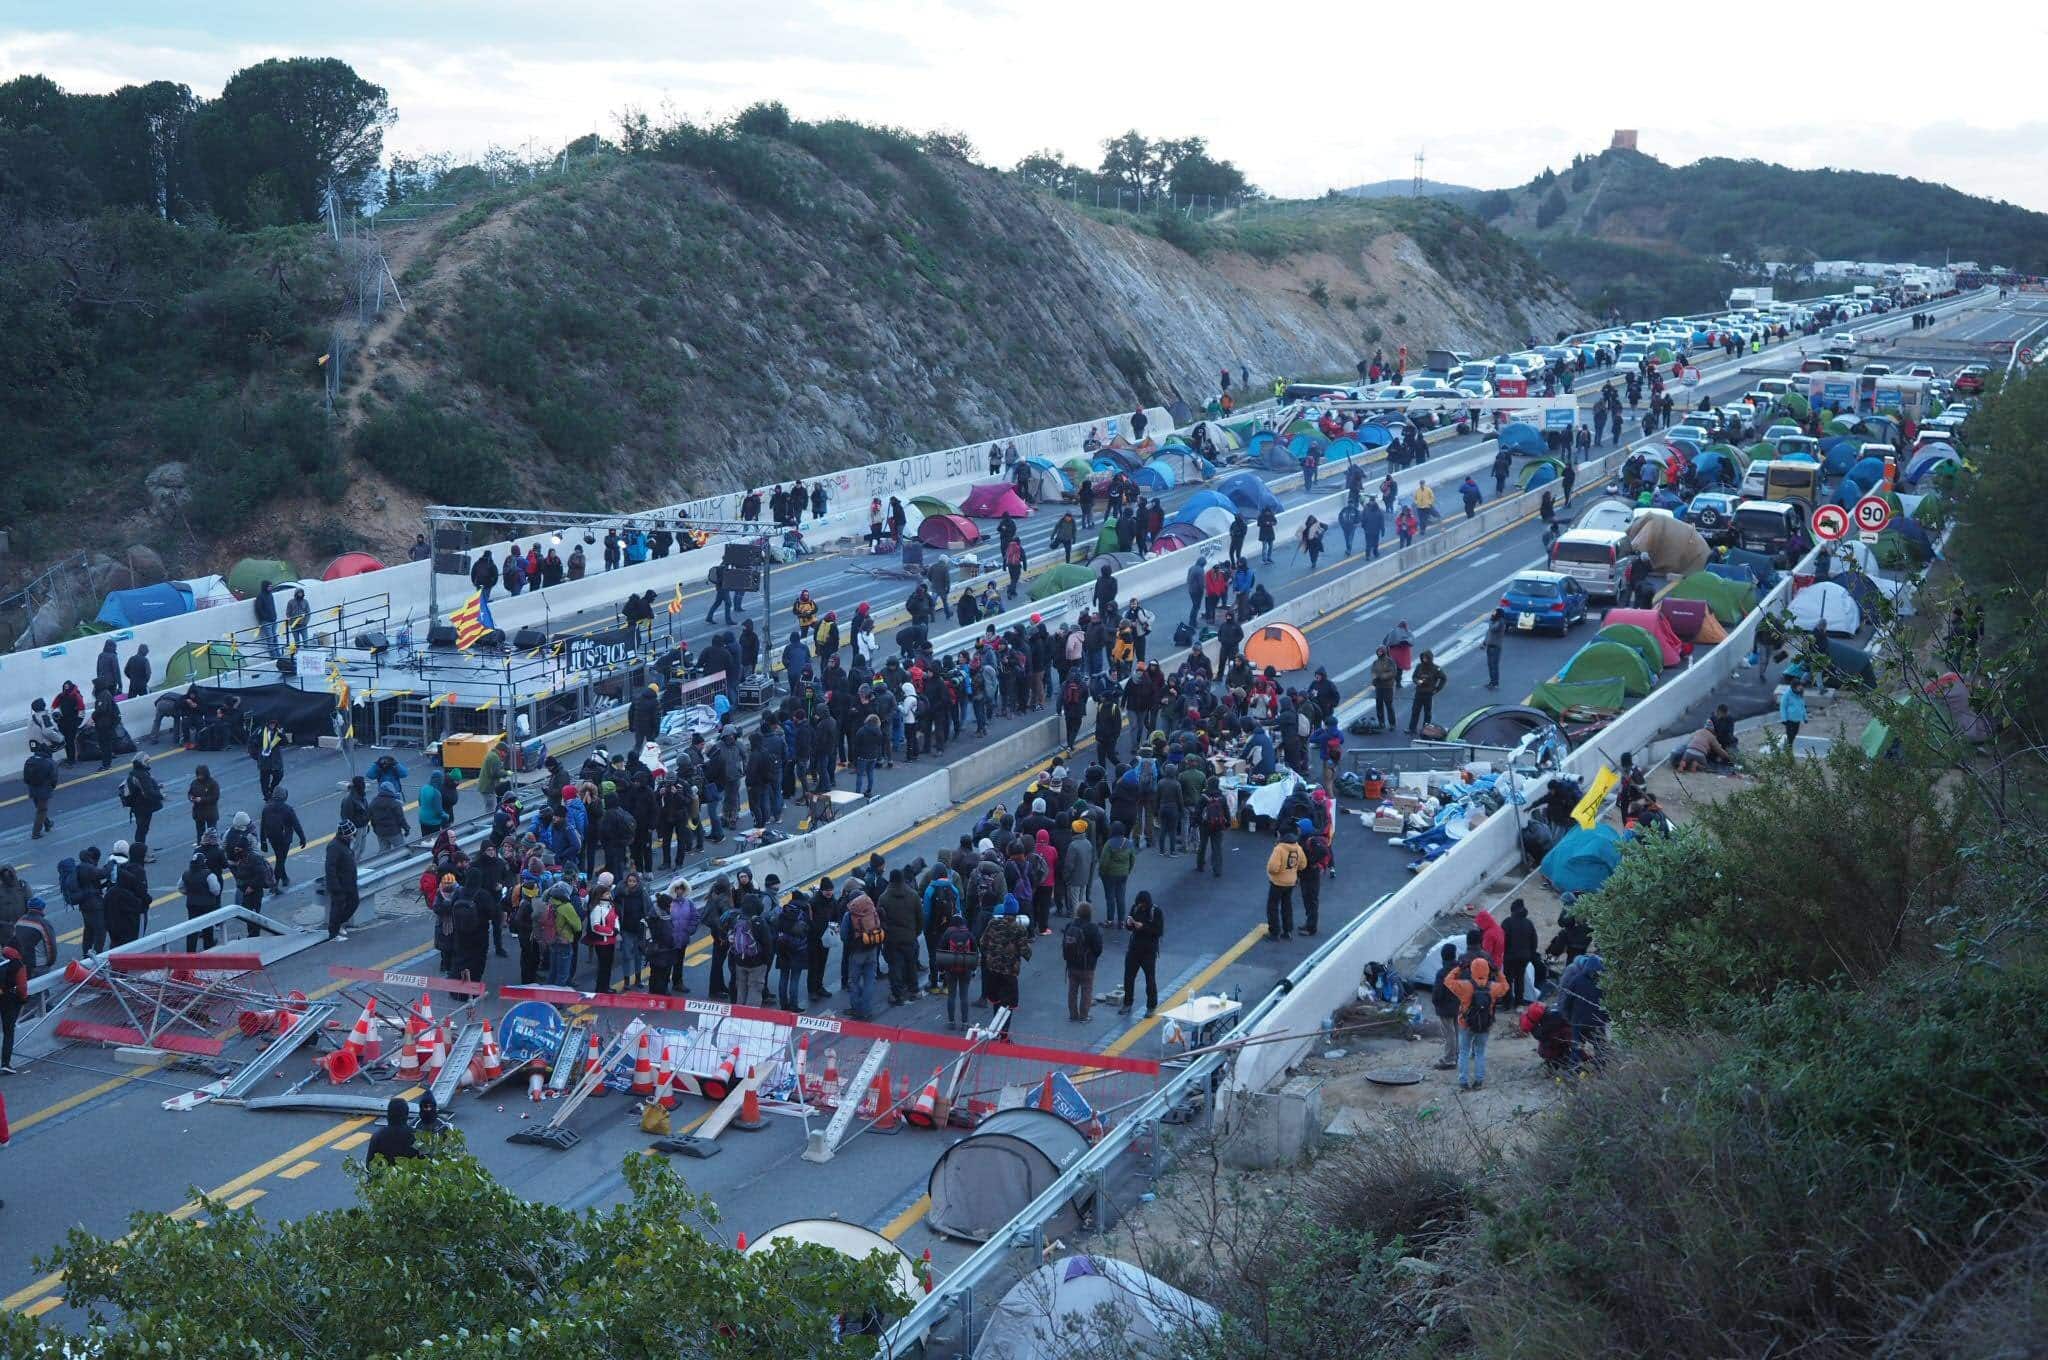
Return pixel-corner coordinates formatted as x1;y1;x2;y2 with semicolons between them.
347;149;1586;528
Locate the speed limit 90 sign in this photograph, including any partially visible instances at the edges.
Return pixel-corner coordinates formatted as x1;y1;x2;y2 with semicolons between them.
1853;495;1893;534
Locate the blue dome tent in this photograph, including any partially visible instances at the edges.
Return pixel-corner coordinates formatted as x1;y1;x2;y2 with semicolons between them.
1216;471;1282;514
1499;422;1547;456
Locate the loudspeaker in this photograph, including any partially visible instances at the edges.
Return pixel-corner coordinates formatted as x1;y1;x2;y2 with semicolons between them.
475;628;507;650
432;552;468;575
432;525;469;550
276;654;297;678
354;631;391;652
512;627;547;649
428;624;458;648
722;541;765;567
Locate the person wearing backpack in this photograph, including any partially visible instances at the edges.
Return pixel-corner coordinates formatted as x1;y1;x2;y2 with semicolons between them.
1264;827;1307;940
771;889;808;1011
878;867;923;1006
1196;781;1231;878
60;848;106;955
935;910;979;1028
546;884;583;986
1062;902;1105;1022
180;849;223;953
1444;954;1508;1091
1118;891;1163;1016
228;840;276;939
1297;817;1334;937
1097;823;1136;927
842;891;885;1020
1060;677;1088;750
1003;536;1027;597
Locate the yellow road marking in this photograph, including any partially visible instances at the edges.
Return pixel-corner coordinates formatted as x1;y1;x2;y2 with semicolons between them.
277;1160;321;1180
880;1196;927;1241
221;1188;266;1211
333;1131;370;1152
21;1297;60;1319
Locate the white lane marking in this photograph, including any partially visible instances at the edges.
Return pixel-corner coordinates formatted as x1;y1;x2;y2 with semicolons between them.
1470;551;1502;566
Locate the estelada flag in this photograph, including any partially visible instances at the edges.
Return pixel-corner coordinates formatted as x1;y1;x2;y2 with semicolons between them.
449;591;494;650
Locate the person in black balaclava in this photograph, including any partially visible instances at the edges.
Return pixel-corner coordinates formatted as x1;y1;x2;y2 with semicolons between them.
365;1097;423;1166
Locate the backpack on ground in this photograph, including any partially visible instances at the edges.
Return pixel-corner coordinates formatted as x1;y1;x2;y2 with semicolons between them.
1463;969;1497;1034
1061;919;1090;968
1172;621;1194;649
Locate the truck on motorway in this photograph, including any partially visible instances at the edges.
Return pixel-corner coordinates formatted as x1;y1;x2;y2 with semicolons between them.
1726;286;1774;308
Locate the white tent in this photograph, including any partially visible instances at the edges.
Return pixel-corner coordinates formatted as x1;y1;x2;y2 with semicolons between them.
1570;498;1636;535
178;575;238;610
973;1255;1221;1360
1789;579;1862;637
751;1219;921;1304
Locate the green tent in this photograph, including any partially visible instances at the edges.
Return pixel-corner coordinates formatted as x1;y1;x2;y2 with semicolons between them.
1860;718;1896;759
1558;639;1656;698
1518;457;1566;490
1660;571;1757;625
1783;392;1811;420
1030;563;1096;601
909;495;957;517
1594;623;1666;677
1284;420;1321;439
227;557;295;599
1746;440;1776;462
1092;522;1121;556
1648;345;1674;364
1826;414;1858;435
1223;419;1259;443
164;639;240;687
1912;494;1947;528
1526;676;1628;718
1063;457;1098;486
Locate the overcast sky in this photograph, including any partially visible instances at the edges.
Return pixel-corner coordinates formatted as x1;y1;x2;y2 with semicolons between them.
8;0;2048;211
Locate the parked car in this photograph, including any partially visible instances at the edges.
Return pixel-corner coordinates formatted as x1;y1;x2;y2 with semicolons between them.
1683;491;1742;547
1499;571;1589;634
1954;365;1989;393
1734;499;1812;565
1547;528;1647;602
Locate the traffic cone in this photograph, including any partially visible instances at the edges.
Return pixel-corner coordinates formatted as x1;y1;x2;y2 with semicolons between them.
630;1031;655;1098
478;1021;504;1082
735;1231;749;1253
733;1067;766;1132
415;1012;440;1072
341;1001;378;1062
320;1045;360;1084
655;1046;677;1111
424;1024;448;1088
794;1033;811;1098
1036;1070;1056;1113
705;1046;738;1101
1087;1113;1105;1142
906;1069;941;1129
921;1247;934;1294
527;1071;545;1102
872;1070;901;1132
585;1028;609;1096
822;1046;840;1104
396;1033;422;1083
413;993;436;1052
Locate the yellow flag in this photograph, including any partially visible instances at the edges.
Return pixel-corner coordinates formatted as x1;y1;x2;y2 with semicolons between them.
1572;764;1619;830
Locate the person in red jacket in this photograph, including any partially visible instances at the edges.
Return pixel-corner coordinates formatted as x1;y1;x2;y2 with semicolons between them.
0;937;29;1073
1474;908;1506;970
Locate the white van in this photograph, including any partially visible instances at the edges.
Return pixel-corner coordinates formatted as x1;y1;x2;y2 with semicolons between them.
1547;528;1644;601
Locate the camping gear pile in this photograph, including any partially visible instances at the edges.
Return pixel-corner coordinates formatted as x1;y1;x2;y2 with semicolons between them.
1361;762;1531;870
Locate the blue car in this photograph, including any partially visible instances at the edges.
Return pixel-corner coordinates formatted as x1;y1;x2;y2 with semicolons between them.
1499;571;1589;635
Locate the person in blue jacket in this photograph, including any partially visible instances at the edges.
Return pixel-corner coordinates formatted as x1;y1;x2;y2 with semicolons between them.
1779;678;1807;749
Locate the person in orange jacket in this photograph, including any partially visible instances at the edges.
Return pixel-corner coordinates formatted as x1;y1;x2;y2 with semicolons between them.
1444;954;1509;1091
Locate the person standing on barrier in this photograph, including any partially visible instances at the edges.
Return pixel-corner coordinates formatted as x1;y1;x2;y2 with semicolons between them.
1265;826;1306;941
1118;891;1162;1017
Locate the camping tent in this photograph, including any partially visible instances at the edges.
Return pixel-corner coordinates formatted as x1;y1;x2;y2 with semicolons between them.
321;552;387;580
1719;547;1779;590
95;582;193;629
1244;622;1310;671
162;640;240;688
1526;676;1627;718
1626;514;1711;575
177;575;239;611
1845;456;1889;493
1622;448;1672;488
973;1255;1220;1360
1245;431;1279;463
1558;639;1656;698
1287;433;1326;462
1499;423;1546;455
1594;623;1666;677
1258;438;1303;470
1690;449;1741;488
1059;459;1101;491
1092;523;1121;556
1834;569;1890;616
1352;423;1394;449
1133;458;1180;491
1656;597;1710;642
1786;638;1876;688
1188;420;1242;452
1921;672;1993;744
963;483;1033;519
1030;563;1096;601
1150;446;1213;481
1819;438;1860;477
1322;436;1364;465
1216;472;1282;514
1018;459;1074;501
752;1220;921;1304
1904;446;1960;485
1788;580;1862;636
910;494;958;518
1599;608;1684;666
1187;505;1237;537
926;1107;1092;1243
226;558;295;599
918;515;981;548
1444;705;1562;748
1518;458;1562;491
1661;571;1757;625
1541;823;1624;894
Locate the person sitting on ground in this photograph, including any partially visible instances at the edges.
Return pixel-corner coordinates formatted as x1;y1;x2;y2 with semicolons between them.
1675;725;1734;773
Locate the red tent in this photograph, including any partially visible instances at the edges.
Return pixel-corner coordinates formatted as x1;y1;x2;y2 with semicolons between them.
322;551;388;580
1601;606;1685;666
961;483;1033;518
917;514;981;548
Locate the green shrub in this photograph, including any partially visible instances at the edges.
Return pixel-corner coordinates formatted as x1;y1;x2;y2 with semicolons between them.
352;394;513;504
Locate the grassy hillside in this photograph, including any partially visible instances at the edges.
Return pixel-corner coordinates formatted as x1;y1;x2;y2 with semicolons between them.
1477;147;2048;312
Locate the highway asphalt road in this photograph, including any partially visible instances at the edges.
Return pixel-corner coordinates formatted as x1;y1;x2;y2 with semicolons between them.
0;292;1993;1326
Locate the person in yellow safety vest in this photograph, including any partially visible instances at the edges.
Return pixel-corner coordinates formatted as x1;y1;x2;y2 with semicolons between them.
1272;377;1286;400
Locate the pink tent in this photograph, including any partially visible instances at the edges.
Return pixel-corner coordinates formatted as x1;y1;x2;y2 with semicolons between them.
1600;607;1686;666
1657;597;1710;642
962;482;1033;518
322;551;388;580
918;514;981;548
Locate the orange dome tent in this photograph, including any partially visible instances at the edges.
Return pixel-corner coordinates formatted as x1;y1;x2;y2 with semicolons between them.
322;551;388;580
1244;622;1311;672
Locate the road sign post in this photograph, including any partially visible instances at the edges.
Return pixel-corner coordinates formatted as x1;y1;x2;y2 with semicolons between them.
1810;503;1850;543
